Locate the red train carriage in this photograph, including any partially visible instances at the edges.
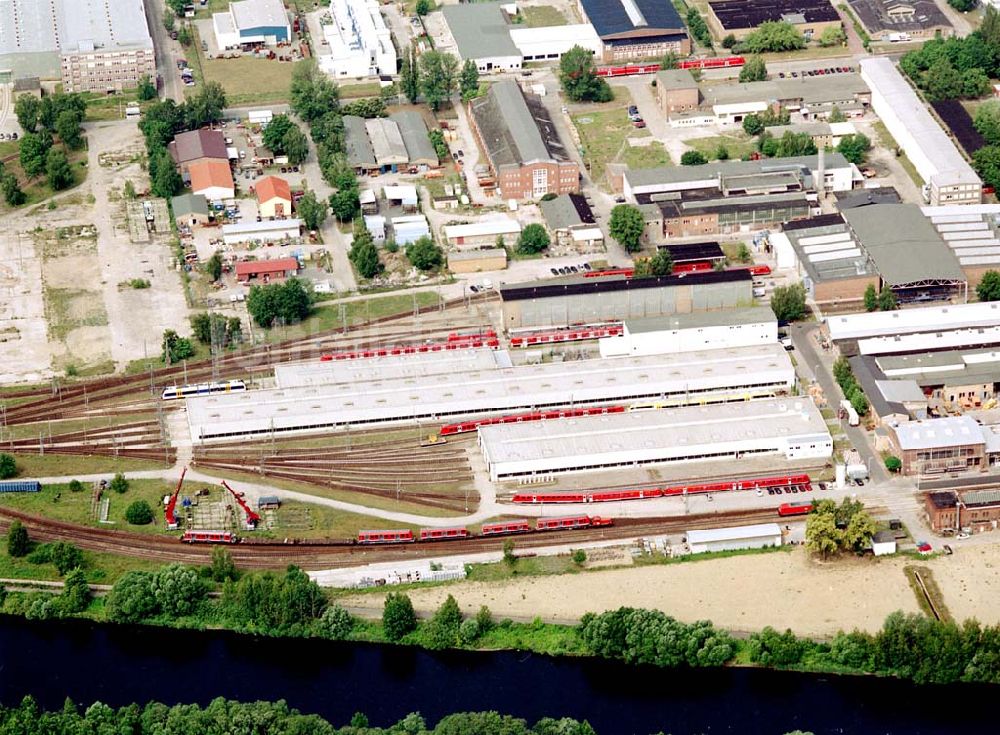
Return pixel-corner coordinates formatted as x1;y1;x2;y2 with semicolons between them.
590;516;613;527
511;492;588;504
181;530;237;544
419;527;470;541
440;404;627;436
357;529;416;544
481;520;531;536
778;502;814;517
535;515;594;531
508;324;623;348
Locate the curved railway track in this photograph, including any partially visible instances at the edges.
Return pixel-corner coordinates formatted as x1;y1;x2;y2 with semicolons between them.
0;505;805;570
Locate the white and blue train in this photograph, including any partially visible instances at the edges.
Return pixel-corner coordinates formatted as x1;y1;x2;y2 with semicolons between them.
161;379;247;400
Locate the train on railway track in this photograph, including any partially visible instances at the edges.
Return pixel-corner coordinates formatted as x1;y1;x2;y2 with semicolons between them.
357;515;614;545
595;57;745;77
161;380;247;400
777;501;814;517
512;474;812;504
320;331;498;361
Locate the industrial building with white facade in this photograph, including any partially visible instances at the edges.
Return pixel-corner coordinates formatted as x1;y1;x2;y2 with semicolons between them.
477;398;832;480
317;0;396;77
187;343;796;441
860;57;981;206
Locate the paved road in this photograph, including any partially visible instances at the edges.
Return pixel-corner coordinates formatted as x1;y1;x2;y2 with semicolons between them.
144;0;183;101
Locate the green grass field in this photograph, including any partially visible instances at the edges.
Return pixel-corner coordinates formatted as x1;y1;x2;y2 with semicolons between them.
683;133;756;161
0;141;88;212
6;454;169;478
620;140;673;169
570;87;639;183
520;6;569;26
269;291;442;342
199;56;297;106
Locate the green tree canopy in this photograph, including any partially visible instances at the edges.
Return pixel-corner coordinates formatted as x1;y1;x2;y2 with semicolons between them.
837;133;871;165
0;453;16;480
559;46;613;103
6;519;29;557
738;55;767;83
45;147;74;191
296;191;328;231
742;114;764;136
460;59;480;102
680;150;707;165
290;60;341;123
405;236;444;270
14;95;40;132
124;500;154;525
977;270;1000;301
400;45;421;104
742;21;805;52
770;283;808;321
383;592;417;640
106;571;158;623
153;564;208;616
420;50;460;111
864;283;878;312
19;131;52;179
608;204;645;252
516;223;551;254
246;278;313;328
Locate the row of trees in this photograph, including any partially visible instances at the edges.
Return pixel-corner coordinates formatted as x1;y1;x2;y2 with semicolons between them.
899;19;1000;101
246;277;313;328
804;498;878;558
190;311;243;348
833;356;870;417
400;46;480;109
0;697;596;735
863;284;898;312
350;218;382;279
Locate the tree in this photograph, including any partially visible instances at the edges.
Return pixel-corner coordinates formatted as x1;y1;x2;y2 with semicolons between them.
49;542;83;575
559;45;613;103
962;68;991;99
351;239;382;279
864;283;878;312
949;0;976;11
7;520;29;557
206;251;224;282
424;594;462;649
850;390;869;416
319;604;354;640
290;60;341;123
924;57;963;101
686;7;713;47
19;131;52;179
296;191;328;231
44;147;73;190
976;101;1000;146
634;248;673;277
721;34;737;49
61;568;90;614
68;480;84;493
829;106;847;123
150;148;182;198
715;144;730;161
877;288;898;311
459;59;480;102
770;283;808;322
977;270;1000;301
153;564;208;616
428;128;448;160
974;145;1000;192
245;278;312;328
105;571;158;623
502;539;517;567
608;204;645;253
742;21;805;53
211;546;238;582
735;243;752;262
742;114;764;136
109;473;129;494
883;455;902;474
137;75;157;101
747;626;806;666
420;50;459;111
983;5;1000;46
14;95;40;132
572;549;587;565
0;453;16;480
415;0;432;15
282;126;310;166
185;81;227;128
738;55;767;83
55;110;83;150
476;604;494;634
680;150;707;165
329;186;360;222
400;45;421;104
383;592;417;640
660;51;680;70
516;223;550;254
843;511;878;552
405;236;444;270
124;500;154;525
262;115;295;151
162;329;195;363
837;133;871;165
819;27;846;47
1;172;26;206
806;511;841;558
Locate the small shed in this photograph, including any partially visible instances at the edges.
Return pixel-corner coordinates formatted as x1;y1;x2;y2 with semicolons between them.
871;530;897;556
234;256;300;284
257;495;281;509
687;523;783;554
384;184;419;211
249;109;274;126
360;188;378;214
255;175;292;219
172;193;211;226
364;214;387;242
391;214;430;245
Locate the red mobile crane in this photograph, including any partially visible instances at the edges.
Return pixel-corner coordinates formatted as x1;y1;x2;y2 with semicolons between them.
165;466;187;530
222;480;261;530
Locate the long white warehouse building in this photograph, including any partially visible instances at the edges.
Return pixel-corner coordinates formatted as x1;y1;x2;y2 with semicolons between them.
826;301;1000;341
188;344;795;441
478;398;832;481
275;349;511;387
860;57;980;206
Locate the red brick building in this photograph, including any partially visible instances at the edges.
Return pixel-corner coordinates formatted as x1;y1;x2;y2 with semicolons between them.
469;80;579;201
924;489;1000;535
235;257;300;284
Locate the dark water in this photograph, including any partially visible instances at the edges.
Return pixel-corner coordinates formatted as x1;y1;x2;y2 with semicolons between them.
0;615;994;735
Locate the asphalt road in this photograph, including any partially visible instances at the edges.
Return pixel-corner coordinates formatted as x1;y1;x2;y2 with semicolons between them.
144;0;183;101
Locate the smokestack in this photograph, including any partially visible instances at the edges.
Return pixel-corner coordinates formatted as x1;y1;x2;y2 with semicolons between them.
816;147;826;201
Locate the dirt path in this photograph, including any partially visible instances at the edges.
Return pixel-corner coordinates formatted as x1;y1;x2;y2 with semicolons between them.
340;547;956;637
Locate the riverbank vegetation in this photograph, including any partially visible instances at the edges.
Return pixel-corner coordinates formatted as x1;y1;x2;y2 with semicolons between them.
0;697;603;735
3;546;1000;687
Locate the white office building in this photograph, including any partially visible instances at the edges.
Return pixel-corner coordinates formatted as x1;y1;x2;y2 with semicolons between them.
318;0;396;77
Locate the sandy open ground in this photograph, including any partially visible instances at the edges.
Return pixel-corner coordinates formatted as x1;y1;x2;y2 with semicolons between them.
343;543;1000;637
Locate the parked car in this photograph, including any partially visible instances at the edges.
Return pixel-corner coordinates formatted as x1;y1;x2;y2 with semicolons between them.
633;119;646;128
550;268;559;276
917;541;933;554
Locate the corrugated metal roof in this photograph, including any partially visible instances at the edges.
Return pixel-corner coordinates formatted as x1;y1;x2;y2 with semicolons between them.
892;416;984;451
687;523;783;545
442;2;520;60
390;110;438;165
581;0;685;37
344;115;377;168
470;80;568;167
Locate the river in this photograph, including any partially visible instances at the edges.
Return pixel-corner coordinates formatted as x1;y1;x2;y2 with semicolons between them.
0;616;993;734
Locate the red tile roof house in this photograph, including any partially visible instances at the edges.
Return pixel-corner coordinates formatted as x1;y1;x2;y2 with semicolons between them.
169;128;229;176
235;257;300;284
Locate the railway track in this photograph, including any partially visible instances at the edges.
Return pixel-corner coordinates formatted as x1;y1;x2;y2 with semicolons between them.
0;506;796;570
